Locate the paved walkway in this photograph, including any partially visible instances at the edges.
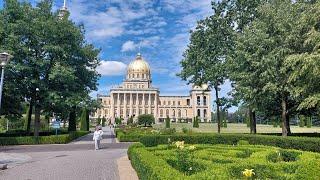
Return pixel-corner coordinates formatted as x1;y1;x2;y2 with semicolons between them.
0;127;137;180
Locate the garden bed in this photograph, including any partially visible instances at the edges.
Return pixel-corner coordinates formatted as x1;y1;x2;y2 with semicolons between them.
0;131;89;145
128;142;320;179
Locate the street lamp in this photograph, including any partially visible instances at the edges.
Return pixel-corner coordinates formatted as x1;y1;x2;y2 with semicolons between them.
0;52;13;131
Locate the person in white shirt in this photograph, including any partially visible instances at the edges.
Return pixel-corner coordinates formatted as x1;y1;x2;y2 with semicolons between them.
93;126;103;150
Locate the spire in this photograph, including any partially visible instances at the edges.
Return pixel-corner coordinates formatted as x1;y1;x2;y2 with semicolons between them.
58;0;68;20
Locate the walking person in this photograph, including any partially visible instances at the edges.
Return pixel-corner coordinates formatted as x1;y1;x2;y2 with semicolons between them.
93;126;103;150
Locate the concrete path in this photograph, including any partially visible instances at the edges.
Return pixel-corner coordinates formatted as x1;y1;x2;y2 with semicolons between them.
0;127;137;180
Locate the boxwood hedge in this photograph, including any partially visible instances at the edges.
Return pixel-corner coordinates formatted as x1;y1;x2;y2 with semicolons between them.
139;134;320;152
0;131;89;145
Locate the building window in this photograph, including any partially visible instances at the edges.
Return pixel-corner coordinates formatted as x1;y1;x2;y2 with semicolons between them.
197;96;201;105
139;109;142;115
173;101;175;106
159;101;161;105
204;109;207;117
163;101;166;105
166;109;169;116
203;96;207;106
168;101;171;105
160;109;163;117
178;101;180;106
178;109;181;118
187;99;190;106
185;110;188;117
172;109;175;117
197;109;201;117
151;109;154;115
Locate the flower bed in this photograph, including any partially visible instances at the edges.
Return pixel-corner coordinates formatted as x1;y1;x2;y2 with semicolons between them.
128;142;320;179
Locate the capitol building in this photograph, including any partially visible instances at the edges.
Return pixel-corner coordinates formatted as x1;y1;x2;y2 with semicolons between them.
94;53;211;123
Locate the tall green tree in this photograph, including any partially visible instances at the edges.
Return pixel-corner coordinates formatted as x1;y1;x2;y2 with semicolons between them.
0;0;100;136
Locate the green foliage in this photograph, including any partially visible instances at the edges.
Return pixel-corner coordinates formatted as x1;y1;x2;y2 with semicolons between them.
101;117;106;127
0;131;88;145
182;128;193;134
222;118;227;128
306;117;312;128
115;117;122;125
193;117;199;128
80;108;89;131
127;116;134;126
159;128;176;135
165;116;170;128
298;115;305;127
139;134;320;152
138;114;155;127
128;143;320;179
237;140;250;146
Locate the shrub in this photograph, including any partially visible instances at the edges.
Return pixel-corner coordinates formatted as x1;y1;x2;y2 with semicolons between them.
165;116;170;128
139;134;320;152
0;131;89;145
237;140;250;145
127;116;134;125
160;128;176;135
138;114;155;127
115;117;122;125
193;117;199;128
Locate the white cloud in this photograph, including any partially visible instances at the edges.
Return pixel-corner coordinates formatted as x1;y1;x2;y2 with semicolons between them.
97;60;127;76
121;41;136;52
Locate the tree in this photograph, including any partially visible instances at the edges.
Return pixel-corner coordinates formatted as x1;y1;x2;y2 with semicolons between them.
0;0;100;136
80;108;89;131
179;1;235;133
165;116;170;128
138;114;154;127
193;116;199;128
127;116;133;126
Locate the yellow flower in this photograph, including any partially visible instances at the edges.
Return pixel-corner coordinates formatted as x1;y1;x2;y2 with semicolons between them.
242;169;255;177
174;141;185;149
188;145;196;150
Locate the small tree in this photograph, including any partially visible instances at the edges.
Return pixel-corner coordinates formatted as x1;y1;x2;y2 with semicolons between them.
298;115;305;127
80;108;89;131
138;114;155;127
127;116;134;125
306;116;312;128
193;117;199;128
223;119;227;128
115;117;122;125
165;116;170;128
101;117;106;127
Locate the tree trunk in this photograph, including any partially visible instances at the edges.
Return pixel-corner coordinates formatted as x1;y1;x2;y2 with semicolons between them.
34;104;41;137
214;86;221;133
26;102;33;133
281;98;288;137
68;106;76;132
249;108;257;134
285;113;291;135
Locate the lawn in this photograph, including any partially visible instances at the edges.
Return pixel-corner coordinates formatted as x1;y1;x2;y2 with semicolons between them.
129;142;320;179
153;123;320;133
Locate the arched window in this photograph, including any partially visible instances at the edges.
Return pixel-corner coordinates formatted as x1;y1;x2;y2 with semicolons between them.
160;109;163;117
178;109;181;117
172;109;175;117
166;109;169;116
137;74;140;78
203;96;207;105
197;109;201;117
197;96;201;105
204;109;207;117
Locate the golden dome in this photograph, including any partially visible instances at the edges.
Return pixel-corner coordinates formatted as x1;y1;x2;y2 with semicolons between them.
127;53;151;80
127;53;150;73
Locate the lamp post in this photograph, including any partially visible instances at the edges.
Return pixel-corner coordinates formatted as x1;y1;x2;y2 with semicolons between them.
0;52;13;131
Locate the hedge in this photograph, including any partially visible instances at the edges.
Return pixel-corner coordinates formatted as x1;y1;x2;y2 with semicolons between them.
128;143;320;180
0;131;89;145
139;134;320;152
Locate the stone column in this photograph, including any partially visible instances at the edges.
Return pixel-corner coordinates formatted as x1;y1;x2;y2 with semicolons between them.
130;93;133;117
148;93;151;115
142;93;145;114
124;93;127;119
136;93;139;116
117;93;120;118
110;92;114;123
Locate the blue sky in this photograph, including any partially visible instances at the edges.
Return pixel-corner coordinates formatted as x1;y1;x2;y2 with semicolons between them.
1;0;235;111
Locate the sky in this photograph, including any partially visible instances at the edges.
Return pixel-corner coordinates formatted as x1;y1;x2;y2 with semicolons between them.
1;0;235;111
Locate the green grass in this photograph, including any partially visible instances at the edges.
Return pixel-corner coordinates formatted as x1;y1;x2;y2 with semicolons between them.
128;143;320;179
153;123;320;133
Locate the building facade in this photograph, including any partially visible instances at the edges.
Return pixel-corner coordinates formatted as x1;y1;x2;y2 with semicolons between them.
94;53;211;123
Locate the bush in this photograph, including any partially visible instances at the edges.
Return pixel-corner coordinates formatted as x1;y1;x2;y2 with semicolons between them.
165;116;170;128
160;128;176;135
127;116;134;125
193;117;199;128
0;131;89;145
139;134;320;152
128;143;320;179
138;114;155;127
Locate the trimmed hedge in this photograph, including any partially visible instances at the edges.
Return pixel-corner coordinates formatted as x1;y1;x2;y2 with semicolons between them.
128;143;320;180
139;134;320;152
0;131;89;145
